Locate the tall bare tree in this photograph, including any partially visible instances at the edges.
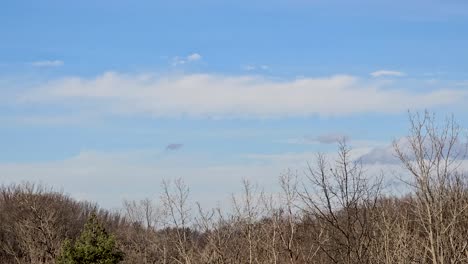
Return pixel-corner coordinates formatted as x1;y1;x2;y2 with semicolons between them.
161;178;194;264
394;111;468;264
300;140;382;264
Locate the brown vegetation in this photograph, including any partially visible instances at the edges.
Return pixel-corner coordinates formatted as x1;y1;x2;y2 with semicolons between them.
1;112;467;264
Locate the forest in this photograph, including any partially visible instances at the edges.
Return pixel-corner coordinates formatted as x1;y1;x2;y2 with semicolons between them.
1;112;467;264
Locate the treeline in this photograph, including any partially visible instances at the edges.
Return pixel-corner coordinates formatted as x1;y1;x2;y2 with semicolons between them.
1;112;468;264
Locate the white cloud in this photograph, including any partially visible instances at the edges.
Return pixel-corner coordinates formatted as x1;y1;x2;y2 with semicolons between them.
187;53;202;62
29;60;64;67
281;133;349;145
172;53;202;66
314;133;348;144
359;136;468;165
243;65;257;71
172;57;186;66
370;70;406;77
19;72;467;118
242;64;269;71
359;145;400;164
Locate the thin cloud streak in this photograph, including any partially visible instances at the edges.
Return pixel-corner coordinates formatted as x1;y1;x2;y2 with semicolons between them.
172;53;202;66
29;60;64;67
371;70;406;77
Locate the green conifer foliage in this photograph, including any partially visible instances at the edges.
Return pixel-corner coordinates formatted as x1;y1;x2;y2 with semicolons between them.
56;213;124;264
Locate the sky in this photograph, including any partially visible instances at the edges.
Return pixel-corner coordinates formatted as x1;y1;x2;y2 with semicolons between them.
1;0;468;209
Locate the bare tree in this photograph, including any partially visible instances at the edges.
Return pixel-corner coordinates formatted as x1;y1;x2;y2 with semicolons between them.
278;170;316;264
231;179;264;264
161;178;194;264
0;183;90;264
371;196;420;264
121;198;163;263
394;111;468;264
300;140;382;264
195;204;235;264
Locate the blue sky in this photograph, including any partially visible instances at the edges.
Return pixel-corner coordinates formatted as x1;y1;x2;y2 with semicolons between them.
1;0;468;208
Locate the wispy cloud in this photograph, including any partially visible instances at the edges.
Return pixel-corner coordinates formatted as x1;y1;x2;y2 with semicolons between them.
282;135;389;152
370;70;406;77
18;72;467;118
283;133;349;145
359;146;400;164
242;64;269;71
187;53;202;62
359;137;468;165
29;60;64;67
315;133;349;144
172;53;202;66
243;65;256;71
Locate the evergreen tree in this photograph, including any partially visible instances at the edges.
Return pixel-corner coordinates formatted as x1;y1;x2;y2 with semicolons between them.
56;213;124;264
